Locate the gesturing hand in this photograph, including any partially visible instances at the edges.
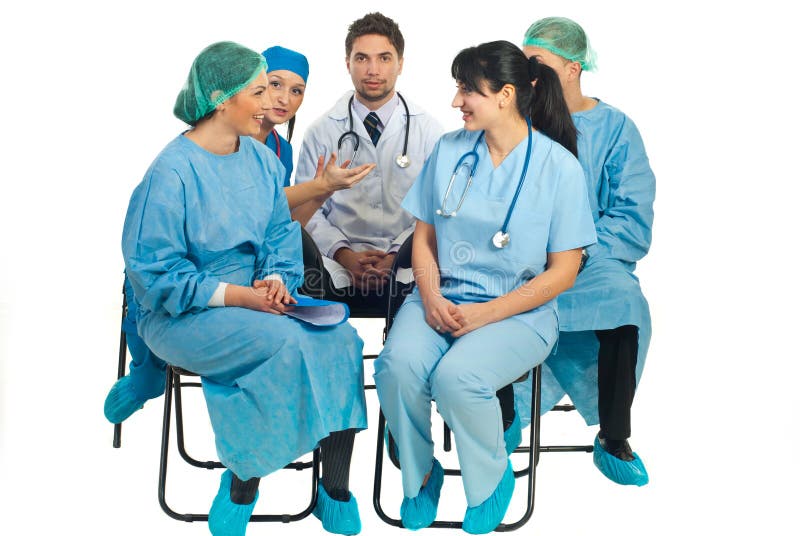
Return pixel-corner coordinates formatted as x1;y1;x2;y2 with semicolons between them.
315;152;375;192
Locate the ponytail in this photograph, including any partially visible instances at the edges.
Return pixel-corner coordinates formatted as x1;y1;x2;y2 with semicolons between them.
451;41;577;157
527;57;577;157
287;115;296;143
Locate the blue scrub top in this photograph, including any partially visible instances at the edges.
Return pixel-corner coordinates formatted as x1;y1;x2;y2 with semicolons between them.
402;128;596;343
264;129;293;187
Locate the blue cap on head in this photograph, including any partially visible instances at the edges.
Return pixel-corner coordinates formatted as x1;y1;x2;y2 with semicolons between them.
262;46;309;83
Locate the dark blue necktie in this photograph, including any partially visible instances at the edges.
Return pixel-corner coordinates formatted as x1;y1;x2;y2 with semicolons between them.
364;112;381;145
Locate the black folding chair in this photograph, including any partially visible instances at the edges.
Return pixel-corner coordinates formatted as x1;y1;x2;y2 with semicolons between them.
111;278;320;525
158;365;320;523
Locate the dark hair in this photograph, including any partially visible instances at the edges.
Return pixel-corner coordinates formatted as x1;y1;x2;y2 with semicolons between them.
451;40;576;157
287;116;296;143
345;12;405;58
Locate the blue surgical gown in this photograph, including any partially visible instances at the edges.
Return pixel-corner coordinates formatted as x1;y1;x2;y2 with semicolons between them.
374;128;596;505
515;100;655;426
119;130;293;397
123;134;367;479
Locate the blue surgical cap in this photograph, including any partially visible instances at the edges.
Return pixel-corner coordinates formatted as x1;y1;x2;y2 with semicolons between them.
262;46;309;83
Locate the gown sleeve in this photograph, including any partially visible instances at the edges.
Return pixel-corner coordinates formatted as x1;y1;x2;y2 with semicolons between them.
122;162;221;317
587;117;655;263
294;122;351;256
256;176;305;294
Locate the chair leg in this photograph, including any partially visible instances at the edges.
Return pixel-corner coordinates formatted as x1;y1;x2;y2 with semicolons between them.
113;288;127;449
373;368;544;531
158;366;321;523
495;365;541;531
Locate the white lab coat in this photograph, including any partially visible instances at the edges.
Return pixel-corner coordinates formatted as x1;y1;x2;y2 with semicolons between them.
296;91;443;261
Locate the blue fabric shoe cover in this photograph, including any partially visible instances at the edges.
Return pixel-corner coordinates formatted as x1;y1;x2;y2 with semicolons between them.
400;458;444;531
462;460;515;534
313;483;361;535
208;470;258;536
103;375;146;424
593;434;649;486
504;411;522;455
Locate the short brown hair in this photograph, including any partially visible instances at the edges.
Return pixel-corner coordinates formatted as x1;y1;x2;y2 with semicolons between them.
345;12;405;58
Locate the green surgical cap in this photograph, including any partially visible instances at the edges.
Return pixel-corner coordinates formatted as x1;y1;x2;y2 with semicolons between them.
173;41;267;125
522;17;597;72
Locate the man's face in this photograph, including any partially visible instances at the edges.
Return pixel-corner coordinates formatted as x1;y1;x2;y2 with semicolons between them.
347;33;403;108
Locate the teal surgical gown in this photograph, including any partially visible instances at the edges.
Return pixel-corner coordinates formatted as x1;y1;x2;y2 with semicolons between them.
123;134;367;479
374;128;596;505
515;100;655;427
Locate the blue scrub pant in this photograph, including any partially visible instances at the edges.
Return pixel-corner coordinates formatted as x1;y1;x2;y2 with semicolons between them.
374;299;552;506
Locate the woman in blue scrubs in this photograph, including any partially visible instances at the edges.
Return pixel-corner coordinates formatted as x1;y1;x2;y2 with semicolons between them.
121;41;366;536
373;40;596;534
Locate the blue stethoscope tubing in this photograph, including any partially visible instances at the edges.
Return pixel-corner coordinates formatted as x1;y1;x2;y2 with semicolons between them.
337;93;411;168
437;118;533;249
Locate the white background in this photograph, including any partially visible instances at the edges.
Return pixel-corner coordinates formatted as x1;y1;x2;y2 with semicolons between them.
1;0;798;534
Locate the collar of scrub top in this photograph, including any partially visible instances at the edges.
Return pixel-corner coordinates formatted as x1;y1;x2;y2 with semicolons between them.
437;117;534;249
336;92;412;168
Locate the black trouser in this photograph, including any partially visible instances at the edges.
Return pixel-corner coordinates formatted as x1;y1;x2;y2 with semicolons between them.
496;325;639;439
596;325;639;440
300;231;412;318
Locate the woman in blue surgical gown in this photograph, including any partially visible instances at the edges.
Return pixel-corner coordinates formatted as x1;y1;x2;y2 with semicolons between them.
521;16;655;487
121;41;366;536
373;41;596;534
105;44;372;432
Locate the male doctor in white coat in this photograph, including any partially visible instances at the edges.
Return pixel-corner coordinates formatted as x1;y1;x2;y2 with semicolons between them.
295;12;443;314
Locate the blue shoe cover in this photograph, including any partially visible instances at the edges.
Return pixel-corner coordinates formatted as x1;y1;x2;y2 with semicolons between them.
103;375;146;424
208;470;258;536
504;412;522;455
313;484;361;535
400;458;444;531
593;434;649;486
462;460;515;534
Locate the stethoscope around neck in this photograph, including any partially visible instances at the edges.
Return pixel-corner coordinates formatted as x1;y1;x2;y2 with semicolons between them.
436;118;534;249
337;93;411;168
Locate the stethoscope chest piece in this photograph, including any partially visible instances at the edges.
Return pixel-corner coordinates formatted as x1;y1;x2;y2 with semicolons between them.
492;230;510;249
395;154;411;168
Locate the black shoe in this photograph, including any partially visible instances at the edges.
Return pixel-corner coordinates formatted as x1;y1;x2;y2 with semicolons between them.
597;432;635;462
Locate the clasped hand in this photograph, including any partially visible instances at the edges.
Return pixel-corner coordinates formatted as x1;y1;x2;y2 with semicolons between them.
334;249;396;291
423;294;496;337
226;279;297;315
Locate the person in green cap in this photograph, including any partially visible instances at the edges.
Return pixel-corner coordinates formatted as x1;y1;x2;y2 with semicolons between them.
519;17;656;487
118;41;369;535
